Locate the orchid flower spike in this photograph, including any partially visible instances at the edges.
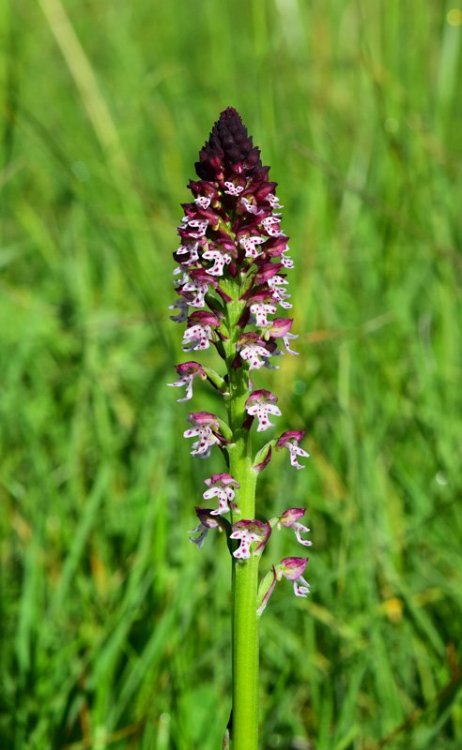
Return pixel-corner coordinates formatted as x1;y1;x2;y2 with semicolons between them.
170;110;314;744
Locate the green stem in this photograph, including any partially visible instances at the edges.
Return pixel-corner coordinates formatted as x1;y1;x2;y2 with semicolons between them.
232;553;259;750
224;286;260;750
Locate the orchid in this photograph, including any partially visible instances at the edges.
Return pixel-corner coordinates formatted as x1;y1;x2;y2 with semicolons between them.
183;411;223;457
168;361;207;402
170;108;312;750
204;473;240;515
278;556;311;597
276;430;310;469
245;389;281;432
189;507;221;548
278;507;313;547
230;519;272;559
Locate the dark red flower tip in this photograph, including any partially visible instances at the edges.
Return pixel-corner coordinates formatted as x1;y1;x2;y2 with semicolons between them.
195;108;263;181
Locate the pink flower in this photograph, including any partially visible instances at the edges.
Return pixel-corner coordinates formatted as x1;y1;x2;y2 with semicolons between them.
182;311;220;352
202;248;232;276
179;269;216;308
168;361;207;402
258;556;310;615
267;275;292;310
278;507;312;547
230;520;272;560
238;334;272;371
276;431;310;470
249;302;277;327
240;196;264;215
277;557;310;597
261;215;283;237
183;412;222;458
180;216;209;239
239;235;267;258
280;255;294;268
173;241;200;266
267;193;282;210
245;390;281;432
203;473;240;515
266;318;298;355
223;181;244;196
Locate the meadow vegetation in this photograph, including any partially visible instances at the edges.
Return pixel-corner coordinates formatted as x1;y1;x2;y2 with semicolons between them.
1;1;461;748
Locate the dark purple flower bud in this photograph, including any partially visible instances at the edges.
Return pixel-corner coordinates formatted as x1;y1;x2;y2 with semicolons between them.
254;263;284;285
241;288;273;304
188;179;220;202
195;108;263;181
253;182;278;202
176;361;207;377
265;237;289;258
213;235;238;255
187;268;219;287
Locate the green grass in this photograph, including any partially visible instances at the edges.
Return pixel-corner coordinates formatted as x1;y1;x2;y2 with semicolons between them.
1;0;462;748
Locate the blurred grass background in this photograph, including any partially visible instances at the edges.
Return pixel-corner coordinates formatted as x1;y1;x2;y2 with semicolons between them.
1;0;462;748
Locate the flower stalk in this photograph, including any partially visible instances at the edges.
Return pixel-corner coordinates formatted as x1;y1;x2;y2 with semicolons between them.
170;108;312;749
